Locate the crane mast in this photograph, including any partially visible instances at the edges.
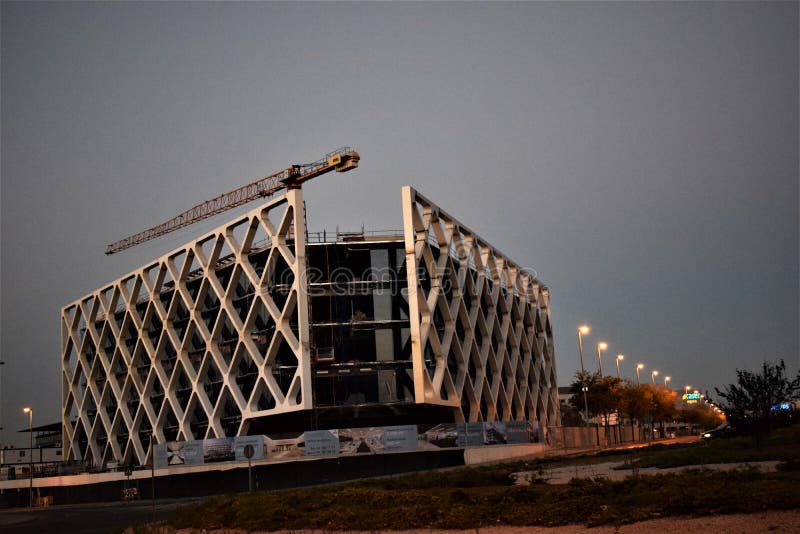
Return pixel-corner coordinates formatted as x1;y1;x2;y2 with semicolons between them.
105;147;359;255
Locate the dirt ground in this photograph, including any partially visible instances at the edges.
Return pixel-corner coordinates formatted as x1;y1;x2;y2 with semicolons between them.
528;459;782;484
174;510;800;534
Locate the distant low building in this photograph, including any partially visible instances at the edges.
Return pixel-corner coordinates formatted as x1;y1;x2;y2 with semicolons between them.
27;421;63;449
1;422;64;468
558;386;573;406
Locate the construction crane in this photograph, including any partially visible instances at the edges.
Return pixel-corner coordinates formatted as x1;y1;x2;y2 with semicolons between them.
105;147;360;255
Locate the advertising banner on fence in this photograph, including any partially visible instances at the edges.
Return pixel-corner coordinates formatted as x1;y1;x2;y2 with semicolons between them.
456;422;486;447
203;437;235;463
418;423;458;449
154;419;551;469
505;421;531;444
304;429;339;456
155;437;238;468
183;440;205;465
155;441;193;468
154;443;170;468
338;427;385;454
383;425;418;452
234;435;265;461
265;432;305;459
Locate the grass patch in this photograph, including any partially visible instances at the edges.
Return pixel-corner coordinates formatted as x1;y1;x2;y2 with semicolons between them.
622;425;800;469
352;462;520;489
167;469;800;531
157;425;800;531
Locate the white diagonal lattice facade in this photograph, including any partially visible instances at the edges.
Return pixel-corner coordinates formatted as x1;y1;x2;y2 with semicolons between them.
61;191;310;466
402;186;559;426
62;185;559;467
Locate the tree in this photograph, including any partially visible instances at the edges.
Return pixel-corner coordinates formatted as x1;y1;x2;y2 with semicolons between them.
678;403;724;430
619;384;649;422
618;384;651;438
649;385;678;428
569;372;623;443
568;370;601;420
568;372;621;412
590;376;623;419
715;359;800;440
559;401;584;426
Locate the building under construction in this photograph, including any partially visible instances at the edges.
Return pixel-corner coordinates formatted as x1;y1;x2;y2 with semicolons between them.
61;152;559;467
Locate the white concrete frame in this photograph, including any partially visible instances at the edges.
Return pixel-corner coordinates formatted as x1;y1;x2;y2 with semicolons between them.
402;186;559;425
62;186;559;467
61;190;311;466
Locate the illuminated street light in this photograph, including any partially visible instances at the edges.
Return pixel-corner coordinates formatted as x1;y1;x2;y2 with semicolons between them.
596;342;608;376
636;363;644;386
615;354;624;379
576;325;592;442
651;370;658;384
664;376;671;387
23;407;33;507
685;385;691;394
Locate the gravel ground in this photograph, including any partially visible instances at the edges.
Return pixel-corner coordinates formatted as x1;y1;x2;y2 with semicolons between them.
511;459;782;485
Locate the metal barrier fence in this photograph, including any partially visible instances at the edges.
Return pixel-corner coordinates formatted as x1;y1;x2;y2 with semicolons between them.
0;462;63;482
546;424;647;451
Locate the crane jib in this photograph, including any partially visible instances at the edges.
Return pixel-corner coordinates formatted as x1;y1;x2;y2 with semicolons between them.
105;148;359;255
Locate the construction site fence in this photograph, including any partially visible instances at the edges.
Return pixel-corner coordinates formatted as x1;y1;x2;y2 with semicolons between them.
0;461;63;482
546;423;700;451
0;422;701;482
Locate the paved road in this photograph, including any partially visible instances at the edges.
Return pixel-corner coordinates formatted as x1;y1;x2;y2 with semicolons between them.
0;497;203;533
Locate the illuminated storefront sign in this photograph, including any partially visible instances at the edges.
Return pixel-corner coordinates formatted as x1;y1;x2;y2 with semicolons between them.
682;392;701;403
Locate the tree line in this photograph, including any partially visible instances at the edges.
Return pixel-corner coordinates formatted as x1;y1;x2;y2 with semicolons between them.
564;372;724;435
563;359;800;443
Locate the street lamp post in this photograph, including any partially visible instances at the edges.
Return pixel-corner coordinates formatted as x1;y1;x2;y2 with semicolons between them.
651;370;658;384
23;407;33;508
596;342;608;376
613;354;625;444
0;360;5;434
636;364;644;386
664;376;671;387
577;325;592;445
150;433;155;521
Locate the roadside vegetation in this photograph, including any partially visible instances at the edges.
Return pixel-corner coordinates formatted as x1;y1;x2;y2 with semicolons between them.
564;372;725;438
715;359;800;443
145;360;800;532
165;468;800;531
160;425;800;532
621;424;800;469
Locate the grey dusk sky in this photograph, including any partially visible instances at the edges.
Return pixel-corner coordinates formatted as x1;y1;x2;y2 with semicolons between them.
1;2;798;444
